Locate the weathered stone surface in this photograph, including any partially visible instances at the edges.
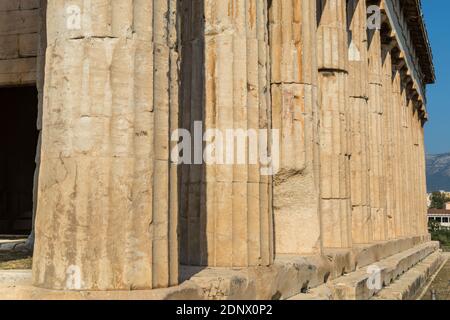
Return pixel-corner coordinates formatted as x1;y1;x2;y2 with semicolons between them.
317;0;352;249
270;0;321;255
33;0;179;291
179;0;273;268
347;0;372;245
290;241;440;300
0;1;39;86
373;251;446;300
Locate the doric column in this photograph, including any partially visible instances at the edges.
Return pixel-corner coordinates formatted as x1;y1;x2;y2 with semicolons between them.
381;47;397;240
33;0;179;290
400;76;411;236
347;0;372;244
407;97;415;236
392;67;405;237
367;27;387;241
412;103;421;235
406;97;416;235
396;68;411;236
418;119;428;235
269;0;321;255
180;0;273;267
317;0;352;248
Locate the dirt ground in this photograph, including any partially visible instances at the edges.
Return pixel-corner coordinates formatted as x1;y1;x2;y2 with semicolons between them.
0;251;32;270
421;254;450;300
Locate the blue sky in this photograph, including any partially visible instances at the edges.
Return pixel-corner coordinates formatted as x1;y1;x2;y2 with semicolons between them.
422;0;450;154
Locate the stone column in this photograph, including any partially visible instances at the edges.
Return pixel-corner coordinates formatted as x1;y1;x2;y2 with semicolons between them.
33;0;179;290
317;0;352;248
381;48;397;240
269;0;321;255
178;0;206;267
396;69;411;236
407;97;415;236
400;76;411;236
367;27;387;241
347;0;372;244
180;0;273;267
406;97;416;235
392;67;405;237
412;102;420;235
418;118;428;235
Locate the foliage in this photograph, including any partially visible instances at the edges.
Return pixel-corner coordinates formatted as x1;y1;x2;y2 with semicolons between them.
429;191;450;209
429;220;450;251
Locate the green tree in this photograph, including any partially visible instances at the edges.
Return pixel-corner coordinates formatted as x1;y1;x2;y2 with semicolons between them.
429;191;450;209
429;220;450;251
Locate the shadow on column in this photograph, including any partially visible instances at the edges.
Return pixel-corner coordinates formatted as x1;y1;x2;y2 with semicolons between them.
178;0;208;281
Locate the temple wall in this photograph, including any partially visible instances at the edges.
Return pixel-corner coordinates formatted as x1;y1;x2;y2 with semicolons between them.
0;0;40;86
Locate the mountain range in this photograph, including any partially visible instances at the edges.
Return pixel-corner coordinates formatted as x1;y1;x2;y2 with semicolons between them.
426;153;450;192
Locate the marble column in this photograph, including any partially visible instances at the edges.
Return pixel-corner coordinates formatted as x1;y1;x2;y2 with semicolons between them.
368;27;387;241
418;118;428;235
412;102;421;235
392;66;405;237
317;0;352;248
180;0;273;267
381;47;397;240
269;0;321;255
33;0;179;290
347;0;372;244
399;75;411;236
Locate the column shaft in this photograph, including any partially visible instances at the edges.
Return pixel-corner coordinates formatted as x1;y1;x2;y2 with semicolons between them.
269;0;321;255
381;48;397;239
400;80;411;235
368;28;387;241
412;105;421;235
418;123;428;235
317;0;352;248
392;68;405;237
33;0;179;290
181;0;273;267
347;0;372;244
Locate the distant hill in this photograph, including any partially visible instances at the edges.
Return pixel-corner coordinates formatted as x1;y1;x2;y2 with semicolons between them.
426;153;450;192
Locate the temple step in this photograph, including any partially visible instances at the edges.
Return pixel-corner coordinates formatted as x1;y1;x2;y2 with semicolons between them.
290;241;441;300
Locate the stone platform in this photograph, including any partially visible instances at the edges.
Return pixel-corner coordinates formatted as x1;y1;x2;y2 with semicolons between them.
0;237;441;300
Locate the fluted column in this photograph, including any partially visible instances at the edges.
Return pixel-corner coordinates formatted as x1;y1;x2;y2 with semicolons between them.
418;119;428;235
392;67;405;237
269;0;321;255
408;99;416;239
381;48;397;240
33;0;179;290
412;103;420;235
317;0;352;248
395;69;410;237
180;0;273;267
368;27;387;241
400;78;411;236
347;0;372;244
